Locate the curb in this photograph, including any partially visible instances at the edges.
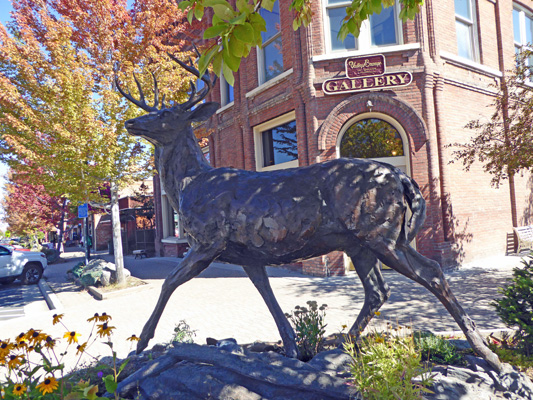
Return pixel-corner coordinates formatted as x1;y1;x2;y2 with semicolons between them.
88;281;152;301
38;279;63;311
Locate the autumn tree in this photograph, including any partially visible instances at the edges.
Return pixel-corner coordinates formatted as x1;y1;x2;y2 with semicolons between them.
2;168;76;249
177;0;424;83
0;0;194;285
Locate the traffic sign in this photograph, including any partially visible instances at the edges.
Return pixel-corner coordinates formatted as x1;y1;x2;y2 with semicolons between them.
78;203;88;219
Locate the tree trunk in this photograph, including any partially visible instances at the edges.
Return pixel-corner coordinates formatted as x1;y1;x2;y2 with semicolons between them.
55;198;68;253
111;182;126;286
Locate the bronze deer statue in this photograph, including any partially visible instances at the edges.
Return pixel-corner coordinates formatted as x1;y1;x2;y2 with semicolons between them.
116;56;502;372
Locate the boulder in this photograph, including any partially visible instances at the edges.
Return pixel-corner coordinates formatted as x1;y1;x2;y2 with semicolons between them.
78;259;131;287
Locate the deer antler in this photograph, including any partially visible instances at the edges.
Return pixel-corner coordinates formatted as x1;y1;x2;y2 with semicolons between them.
115;71;161;112
167;51;217;110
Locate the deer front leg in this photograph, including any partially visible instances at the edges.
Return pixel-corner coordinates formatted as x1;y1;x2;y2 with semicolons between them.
347;247;390;337
244;265;300;359
136;244;222;354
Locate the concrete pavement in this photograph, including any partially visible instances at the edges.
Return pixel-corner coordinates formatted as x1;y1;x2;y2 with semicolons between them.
0;248;526;372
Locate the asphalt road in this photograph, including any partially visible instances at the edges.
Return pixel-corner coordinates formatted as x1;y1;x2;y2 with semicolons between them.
0;281;46;322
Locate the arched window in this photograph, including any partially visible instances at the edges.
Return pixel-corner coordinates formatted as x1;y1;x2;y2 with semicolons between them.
336;113;410;174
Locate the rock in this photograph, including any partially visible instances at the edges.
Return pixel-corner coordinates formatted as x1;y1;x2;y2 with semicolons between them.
100;270;112;286
307;349;353;378
116;342;360;400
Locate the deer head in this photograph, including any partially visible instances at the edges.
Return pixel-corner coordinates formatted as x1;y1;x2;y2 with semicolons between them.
116;53;219;146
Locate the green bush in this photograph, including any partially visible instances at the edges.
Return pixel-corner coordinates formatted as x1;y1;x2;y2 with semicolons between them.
493;255;533;356
413;332;464;365
285;301;327;361
171;320;196;344
344;331;434;400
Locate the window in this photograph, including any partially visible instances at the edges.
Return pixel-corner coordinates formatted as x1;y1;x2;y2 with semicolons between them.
324;0;401;53
254;111;298;171
258;1;283;84
455;0;479;61
513;5;533;68
220;73;234;106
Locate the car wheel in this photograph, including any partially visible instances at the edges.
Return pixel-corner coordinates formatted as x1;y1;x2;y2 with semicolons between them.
0;277;16;285
21;263;43;285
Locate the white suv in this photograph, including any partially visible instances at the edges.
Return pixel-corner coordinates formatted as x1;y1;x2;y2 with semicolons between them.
0;245;48;285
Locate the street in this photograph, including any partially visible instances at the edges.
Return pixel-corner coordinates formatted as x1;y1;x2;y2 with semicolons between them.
0;280;48;322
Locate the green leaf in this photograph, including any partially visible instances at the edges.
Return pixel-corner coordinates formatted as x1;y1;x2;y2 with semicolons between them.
222;62;234;86
228;35;246;57
222;50;241;72
187;9;194;24
178;1;191;10
249;13;266;32
292;19;301;31
117;358;130;376
371;0;383;14
198;45;218;76
236;0;252;13
103;375;118;394
212;4;235;20
229;12;247;25
212;51;223;75
233;22;254;43
262;0;276;12
204;0;231;6
194;4;204;20
203;22;230;39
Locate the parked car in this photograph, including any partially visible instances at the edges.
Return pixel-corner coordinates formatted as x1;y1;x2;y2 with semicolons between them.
0;245;48;285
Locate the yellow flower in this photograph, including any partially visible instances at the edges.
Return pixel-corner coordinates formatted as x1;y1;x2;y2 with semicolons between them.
64;331;81;345
126;334;140;342
98;313;112;322
7;354;24;369
27;329;47;345
87;313;100;323
44;336;56;349
341;324;347;330
52;313;64;325
96;323;115;338
0;341;14;358
374;311;381;316
76;342;87;355
36;376;59;395
12;384;27;396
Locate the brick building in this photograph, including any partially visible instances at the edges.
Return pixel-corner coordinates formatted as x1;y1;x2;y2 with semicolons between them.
154;0;533;275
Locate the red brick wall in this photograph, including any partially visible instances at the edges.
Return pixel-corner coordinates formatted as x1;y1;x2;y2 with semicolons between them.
198;0;533;275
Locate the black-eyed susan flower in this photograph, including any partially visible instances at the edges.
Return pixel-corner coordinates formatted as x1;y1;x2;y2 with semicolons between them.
126;334;140;342
96;323;115;338
0;341;14;358
63;331;81;345
97;312;112;322
87;313;100;323
44;336;56;349
7;354;24;369
12;383;26;396
374;311;381;316
52;313;64;325
27;329;47;345
76;342;87;355
36;376;59;395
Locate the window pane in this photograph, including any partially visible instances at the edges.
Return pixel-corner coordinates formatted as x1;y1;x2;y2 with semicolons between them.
329;7;356;51
260;0;280;43
456;20;473;59
223;79;234;104
527;15;533;44
328;0;349;4
370;6;397;46
172;209;180;238
263;37;284;81
340;119;404;159
513;9;521;43
455;0;471;19
262;121;298;166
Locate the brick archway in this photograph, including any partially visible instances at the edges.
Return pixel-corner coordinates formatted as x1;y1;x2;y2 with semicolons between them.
318;92;428;156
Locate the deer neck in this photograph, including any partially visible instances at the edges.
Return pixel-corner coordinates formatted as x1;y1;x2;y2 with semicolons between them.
155;127;211;195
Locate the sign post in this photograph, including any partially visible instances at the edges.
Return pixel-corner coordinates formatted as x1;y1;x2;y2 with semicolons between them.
78;204;90;264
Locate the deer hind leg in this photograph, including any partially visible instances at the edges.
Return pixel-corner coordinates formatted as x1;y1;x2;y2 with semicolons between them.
136;244;222;354
244;265;299;359
346;247;390;338
368;239;502;372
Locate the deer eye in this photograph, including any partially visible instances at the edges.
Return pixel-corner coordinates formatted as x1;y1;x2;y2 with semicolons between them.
160;110;173;118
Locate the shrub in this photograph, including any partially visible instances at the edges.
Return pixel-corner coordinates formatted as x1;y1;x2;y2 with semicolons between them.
344;328;434;400
285;301;327;361
414;332;464;365
493;255;533;356
171;320;197;344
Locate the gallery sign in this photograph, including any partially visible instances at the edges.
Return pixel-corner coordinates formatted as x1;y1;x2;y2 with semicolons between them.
323;54;412;95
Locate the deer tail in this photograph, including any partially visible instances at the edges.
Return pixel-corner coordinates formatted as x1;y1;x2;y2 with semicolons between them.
399;171;426;244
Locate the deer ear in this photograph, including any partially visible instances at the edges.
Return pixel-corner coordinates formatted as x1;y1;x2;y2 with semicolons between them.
187;102;220;122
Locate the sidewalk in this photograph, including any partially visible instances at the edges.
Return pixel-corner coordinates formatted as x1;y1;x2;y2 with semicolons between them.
0;248;525;372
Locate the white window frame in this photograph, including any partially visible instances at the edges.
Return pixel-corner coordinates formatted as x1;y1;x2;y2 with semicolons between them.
513;5;533;54
257;1;283;85
454;0;480;62
254;111;298;172
323;0;403;55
